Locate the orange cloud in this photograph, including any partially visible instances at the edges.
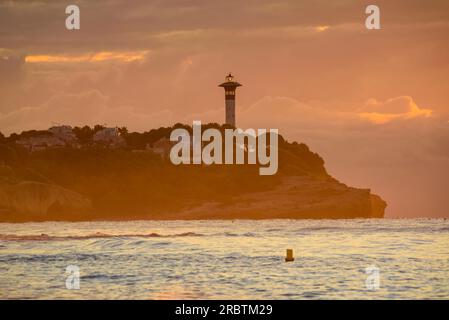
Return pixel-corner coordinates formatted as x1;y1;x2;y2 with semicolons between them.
25;51;149;63
314;25;330;32
359;96;432;124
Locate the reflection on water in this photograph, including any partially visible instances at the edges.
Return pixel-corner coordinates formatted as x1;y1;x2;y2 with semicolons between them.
0;219;448;299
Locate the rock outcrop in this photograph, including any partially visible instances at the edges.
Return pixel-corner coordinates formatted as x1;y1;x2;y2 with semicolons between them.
0;181;91;221
173;176;386;219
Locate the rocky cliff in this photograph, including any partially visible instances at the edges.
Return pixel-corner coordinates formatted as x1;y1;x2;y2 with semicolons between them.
170;176;386;220
0;181;91;221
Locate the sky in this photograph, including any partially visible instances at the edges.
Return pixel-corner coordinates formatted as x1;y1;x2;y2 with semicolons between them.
0;0;448;217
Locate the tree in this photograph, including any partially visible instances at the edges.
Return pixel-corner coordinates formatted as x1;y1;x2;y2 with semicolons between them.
7;133;19;143
118;127;128;136
19;130;50;139
73;126;94;144
93;124;105;133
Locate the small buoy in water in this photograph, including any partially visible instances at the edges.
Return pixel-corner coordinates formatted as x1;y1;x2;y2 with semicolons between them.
285;249;294;262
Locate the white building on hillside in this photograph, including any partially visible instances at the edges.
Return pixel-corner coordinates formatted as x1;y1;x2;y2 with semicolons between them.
48;125;77;144
16;135;65;152
93;127;125;148
16;125;78;152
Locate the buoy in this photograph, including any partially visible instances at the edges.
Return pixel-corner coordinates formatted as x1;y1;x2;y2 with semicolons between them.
285;249;294;262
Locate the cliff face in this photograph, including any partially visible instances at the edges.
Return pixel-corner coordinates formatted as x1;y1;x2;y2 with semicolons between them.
0;181;91;221
173;176;386;220
0;176;386;221
0;126;387;221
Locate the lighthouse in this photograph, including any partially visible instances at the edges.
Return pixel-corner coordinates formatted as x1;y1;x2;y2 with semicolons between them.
219;73;242;127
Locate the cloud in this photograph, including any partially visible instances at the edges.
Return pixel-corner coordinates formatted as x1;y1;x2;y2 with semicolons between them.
359;96;433;124
0;90;173;133
25;51;150;63
315;25;330;32
0;51;26;113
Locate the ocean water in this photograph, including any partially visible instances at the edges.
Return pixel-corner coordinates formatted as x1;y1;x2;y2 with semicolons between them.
0;219;448;299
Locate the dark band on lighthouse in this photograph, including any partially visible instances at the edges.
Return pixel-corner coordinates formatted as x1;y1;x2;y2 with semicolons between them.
219;73;242;127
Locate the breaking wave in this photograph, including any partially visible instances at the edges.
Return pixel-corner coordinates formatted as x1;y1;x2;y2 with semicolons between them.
0;231;203;241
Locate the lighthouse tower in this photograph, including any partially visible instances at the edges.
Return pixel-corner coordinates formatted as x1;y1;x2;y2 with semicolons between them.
219;73;242;127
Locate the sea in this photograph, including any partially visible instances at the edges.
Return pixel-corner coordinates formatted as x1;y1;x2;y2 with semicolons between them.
0;219;448;299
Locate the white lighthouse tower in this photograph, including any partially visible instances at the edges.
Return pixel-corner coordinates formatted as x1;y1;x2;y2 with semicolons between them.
219;73;242;127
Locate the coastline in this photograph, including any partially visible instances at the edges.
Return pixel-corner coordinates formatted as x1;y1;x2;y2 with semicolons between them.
0;176;386;223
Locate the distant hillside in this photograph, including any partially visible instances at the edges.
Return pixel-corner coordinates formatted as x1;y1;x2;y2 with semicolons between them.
0;124;386;221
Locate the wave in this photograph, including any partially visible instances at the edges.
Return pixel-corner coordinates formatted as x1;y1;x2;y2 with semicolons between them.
1;223;447;242
0;231;204;241
292;226;449;234
221;232;256;237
